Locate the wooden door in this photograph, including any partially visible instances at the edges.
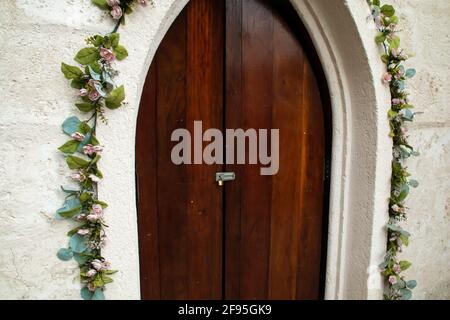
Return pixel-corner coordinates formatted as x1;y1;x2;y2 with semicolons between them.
136;0;329;300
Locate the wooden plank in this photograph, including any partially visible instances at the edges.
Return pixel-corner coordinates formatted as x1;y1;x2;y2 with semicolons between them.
185;0;224;299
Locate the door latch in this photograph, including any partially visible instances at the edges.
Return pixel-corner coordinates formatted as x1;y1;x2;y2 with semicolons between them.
216;172;236;186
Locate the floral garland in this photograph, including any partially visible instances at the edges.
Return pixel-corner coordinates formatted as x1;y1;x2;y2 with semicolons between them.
368;1;419;300
56;0;151;300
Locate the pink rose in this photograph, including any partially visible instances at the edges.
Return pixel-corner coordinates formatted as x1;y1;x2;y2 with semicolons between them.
70;172;85;182
88;89;101;101
107;0;120;6
71;132;85;142
392;98;402;105
76;214;86;221
393;264;401;274
86;269;97;278
92;204;103;215
388;276;397;285
382;72;392;83
110;5;123;20
83;144;95;155
77;229;90;236
79;88;88;97
100;47;116;63
87;214;100;222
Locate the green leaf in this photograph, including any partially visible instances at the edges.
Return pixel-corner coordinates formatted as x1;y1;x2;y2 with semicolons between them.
113;45;128;61
381;4;395;17
70;234;88;253
62;116;81;136
66;155;90;169
397;184;410;202
381;54;389;64
375;32;386;44
56;198;82;219
71;78;85;89
94;200;108;209
405;68;416;78
75;102;96;112
372;0;380;6
399;260;412;271
75;47;100;65
57;248;74;261
79;191;91;203
109;33;120;48
74;253;89;266
88;65;102;81
91;0;109;10
91;134;100;146
61;63;84;80
388;36;400;49
58;140;80;154
388;109;398;118
105;85;125;109
61;186;79;194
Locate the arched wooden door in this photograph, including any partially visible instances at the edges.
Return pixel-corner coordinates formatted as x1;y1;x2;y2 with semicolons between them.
136;0;330;300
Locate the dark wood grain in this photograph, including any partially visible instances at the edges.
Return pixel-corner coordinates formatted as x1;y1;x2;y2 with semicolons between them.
137;0;329;301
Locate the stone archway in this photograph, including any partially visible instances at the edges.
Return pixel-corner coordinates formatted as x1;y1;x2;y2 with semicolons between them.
98;0;391;300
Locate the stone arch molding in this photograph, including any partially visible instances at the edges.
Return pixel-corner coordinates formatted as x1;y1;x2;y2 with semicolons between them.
98;0;392;300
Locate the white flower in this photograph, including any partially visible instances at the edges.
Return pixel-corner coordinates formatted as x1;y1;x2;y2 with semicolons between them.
86;269;97;277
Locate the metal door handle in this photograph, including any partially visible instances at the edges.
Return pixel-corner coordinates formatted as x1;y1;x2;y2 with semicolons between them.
216;172;235;186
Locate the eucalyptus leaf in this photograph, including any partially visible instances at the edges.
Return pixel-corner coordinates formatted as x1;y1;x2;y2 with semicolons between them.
400;288;412;300
88;65;102;81
70;234;88;253
406;280;417;289
92;288;106;300
80;286;94;300
405;68;416;78
61;186;80;194
62;116;81;136
408;179;419;188
57;248;74;261
74;253;89;266
56;198;82;219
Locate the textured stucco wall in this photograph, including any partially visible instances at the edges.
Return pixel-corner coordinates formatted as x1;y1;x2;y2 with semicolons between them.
0;0;448;300
390;0;450;300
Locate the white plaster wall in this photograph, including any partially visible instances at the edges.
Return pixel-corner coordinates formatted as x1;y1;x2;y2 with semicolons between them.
390;0;450;300
0;0;448;300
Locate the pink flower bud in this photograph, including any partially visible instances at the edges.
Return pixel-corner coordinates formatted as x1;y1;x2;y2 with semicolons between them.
87;283;96;292
71;132;85;142
107;0;121;6
89;174;101;183
100;47;116;63
138;0;148;6
92;204;103;215
79;88;88;97
383;73;392;83
110;5;123;20
393;264;401;274
86;269;97;278
392;98;402;105
86;214;100;222
77;229;90;236
93;145;104;154
83;144;95;156
70;172;85;182
388;276;397;285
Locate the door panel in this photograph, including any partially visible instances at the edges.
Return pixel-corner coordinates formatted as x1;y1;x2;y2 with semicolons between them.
224;0;325;300
137;0;328;300
136;0;224;300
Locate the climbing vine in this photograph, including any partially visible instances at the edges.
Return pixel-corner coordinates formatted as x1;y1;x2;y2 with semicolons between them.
369;0;419;300
56;0;152;300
